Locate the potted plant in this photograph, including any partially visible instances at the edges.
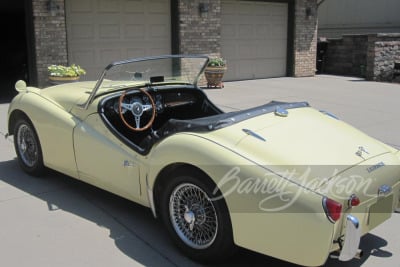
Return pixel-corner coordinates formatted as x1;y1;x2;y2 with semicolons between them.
48;64;86;84
204;57;227;88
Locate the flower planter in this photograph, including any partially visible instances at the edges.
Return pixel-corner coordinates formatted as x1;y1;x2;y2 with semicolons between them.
204;66;226;88
48;76;80;85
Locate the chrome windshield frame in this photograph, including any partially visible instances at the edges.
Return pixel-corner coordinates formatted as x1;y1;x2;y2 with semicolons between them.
80;54;209;110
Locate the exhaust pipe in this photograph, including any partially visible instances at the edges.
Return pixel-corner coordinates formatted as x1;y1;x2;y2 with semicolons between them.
354;249;363;260
330;249;363;260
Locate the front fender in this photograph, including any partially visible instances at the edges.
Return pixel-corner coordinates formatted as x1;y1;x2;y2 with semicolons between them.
8;92;80;178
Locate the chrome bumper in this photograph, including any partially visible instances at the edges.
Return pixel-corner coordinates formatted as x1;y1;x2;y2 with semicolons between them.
339;215;361;261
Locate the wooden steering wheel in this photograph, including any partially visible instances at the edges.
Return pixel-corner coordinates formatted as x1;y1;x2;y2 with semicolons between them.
119;88;156;132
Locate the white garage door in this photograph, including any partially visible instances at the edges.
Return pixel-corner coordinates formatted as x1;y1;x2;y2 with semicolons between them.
66;0;171;80
221;1;288;81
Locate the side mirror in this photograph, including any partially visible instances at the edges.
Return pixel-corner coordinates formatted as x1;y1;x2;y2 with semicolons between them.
15;80;27;92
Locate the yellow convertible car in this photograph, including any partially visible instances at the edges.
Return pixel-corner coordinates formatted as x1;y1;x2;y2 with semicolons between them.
6;55;400;266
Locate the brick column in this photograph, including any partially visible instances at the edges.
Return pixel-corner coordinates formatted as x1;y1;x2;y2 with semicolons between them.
177;0;221;57
32;0;68;87
293;0;318;77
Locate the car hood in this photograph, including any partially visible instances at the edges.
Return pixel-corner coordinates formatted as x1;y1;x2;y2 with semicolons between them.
206;107;393;190
38;82;97;111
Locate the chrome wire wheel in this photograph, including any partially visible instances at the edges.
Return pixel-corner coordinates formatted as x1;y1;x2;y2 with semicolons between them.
16;123;39;168
169;183;218;249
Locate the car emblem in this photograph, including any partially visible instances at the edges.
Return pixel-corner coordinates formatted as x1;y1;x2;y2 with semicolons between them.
355;146;369;159
366;161;385;173
378;184;392;197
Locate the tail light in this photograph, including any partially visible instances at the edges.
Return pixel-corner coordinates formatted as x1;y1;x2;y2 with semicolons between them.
348;194;360;207
323;197;342;223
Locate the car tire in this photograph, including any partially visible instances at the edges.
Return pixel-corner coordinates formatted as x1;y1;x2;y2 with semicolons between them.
159;167;235;263
14;118;45;176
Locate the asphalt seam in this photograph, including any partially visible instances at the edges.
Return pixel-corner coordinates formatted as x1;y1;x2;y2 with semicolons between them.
0;186;69;204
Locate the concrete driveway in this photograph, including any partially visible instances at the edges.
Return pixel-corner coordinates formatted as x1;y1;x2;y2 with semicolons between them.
0;75;399;267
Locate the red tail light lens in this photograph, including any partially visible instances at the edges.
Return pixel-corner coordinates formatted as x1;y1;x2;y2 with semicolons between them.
323;197;342;223
349;194;360;207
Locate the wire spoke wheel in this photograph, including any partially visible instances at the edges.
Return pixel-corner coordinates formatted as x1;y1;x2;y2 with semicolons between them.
13;118;45;176
169;183;218;249
16;123;39;168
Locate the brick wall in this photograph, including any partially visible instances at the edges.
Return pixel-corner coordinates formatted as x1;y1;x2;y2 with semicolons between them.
29;0;318;85
293;0;318;77
177;0;222;86
32;0;68;87
177;0;221;57
324;35;368;77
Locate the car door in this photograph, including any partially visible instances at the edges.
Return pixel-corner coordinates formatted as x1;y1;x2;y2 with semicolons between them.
73;113;142;200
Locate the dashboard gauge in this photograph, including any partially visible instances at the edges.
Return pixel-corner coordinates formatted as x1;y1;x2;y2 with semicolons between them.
155;94;163;112
114;101;127;114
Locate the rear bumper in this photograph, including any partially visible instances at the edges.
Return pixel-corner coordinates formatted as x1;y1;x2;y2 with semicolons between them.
338;215;361;261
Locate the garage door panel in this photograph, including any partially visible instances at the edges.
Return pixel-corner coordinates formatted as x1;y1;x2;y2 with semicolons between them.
124;0;145;13
237;60;256;79
239;43;257;59
270;4;287;16
150;24;169;38
67;0;171;80
70;0;92;12
99;24;120;39
126;48;147;58
148;0;169;13
98;0;120;13
99;49;122;65
222;0;288;81
221;24;236;39
70;24;94;39
125;25;145;38
69;49;96;65
256;24;271;36
238;24;253;38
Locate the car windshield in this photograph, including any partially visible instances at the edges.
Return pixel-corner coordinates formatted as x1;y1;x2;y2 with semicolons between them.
82;55;208;108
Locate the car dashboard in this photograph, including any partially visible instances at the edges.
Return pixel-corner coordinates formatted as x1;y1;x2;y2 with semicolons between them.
99;87;221;153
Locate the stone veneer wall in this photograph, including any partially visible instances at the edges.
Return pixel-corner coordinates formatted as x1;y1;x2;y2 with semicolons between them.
324;33;400;81
293;0;318;77
32;0;68;87
367;34;400;81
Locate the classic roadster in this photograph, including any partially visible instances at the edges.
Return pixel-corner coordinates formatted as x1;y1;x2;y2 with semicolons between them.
6;55;400;266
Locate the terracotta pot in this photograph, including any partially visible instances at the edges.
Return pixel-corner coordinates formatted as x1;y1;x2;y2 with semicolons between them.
204;66;226;88
48;76;80;85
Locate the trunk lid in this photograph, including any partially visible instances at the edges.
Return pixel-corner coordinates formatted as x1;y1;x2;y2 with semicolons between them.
209;107;392;191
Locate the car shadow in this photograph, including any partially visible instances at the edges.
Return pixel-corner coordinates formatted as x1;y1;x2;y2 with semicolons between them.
324;233;392;267
0;159;393;267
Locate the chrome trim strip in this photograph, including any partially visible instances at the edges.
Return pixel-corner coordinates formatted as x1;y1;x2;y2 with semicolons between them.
146;175;157;218
242;128;266;142
322;197;335;223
